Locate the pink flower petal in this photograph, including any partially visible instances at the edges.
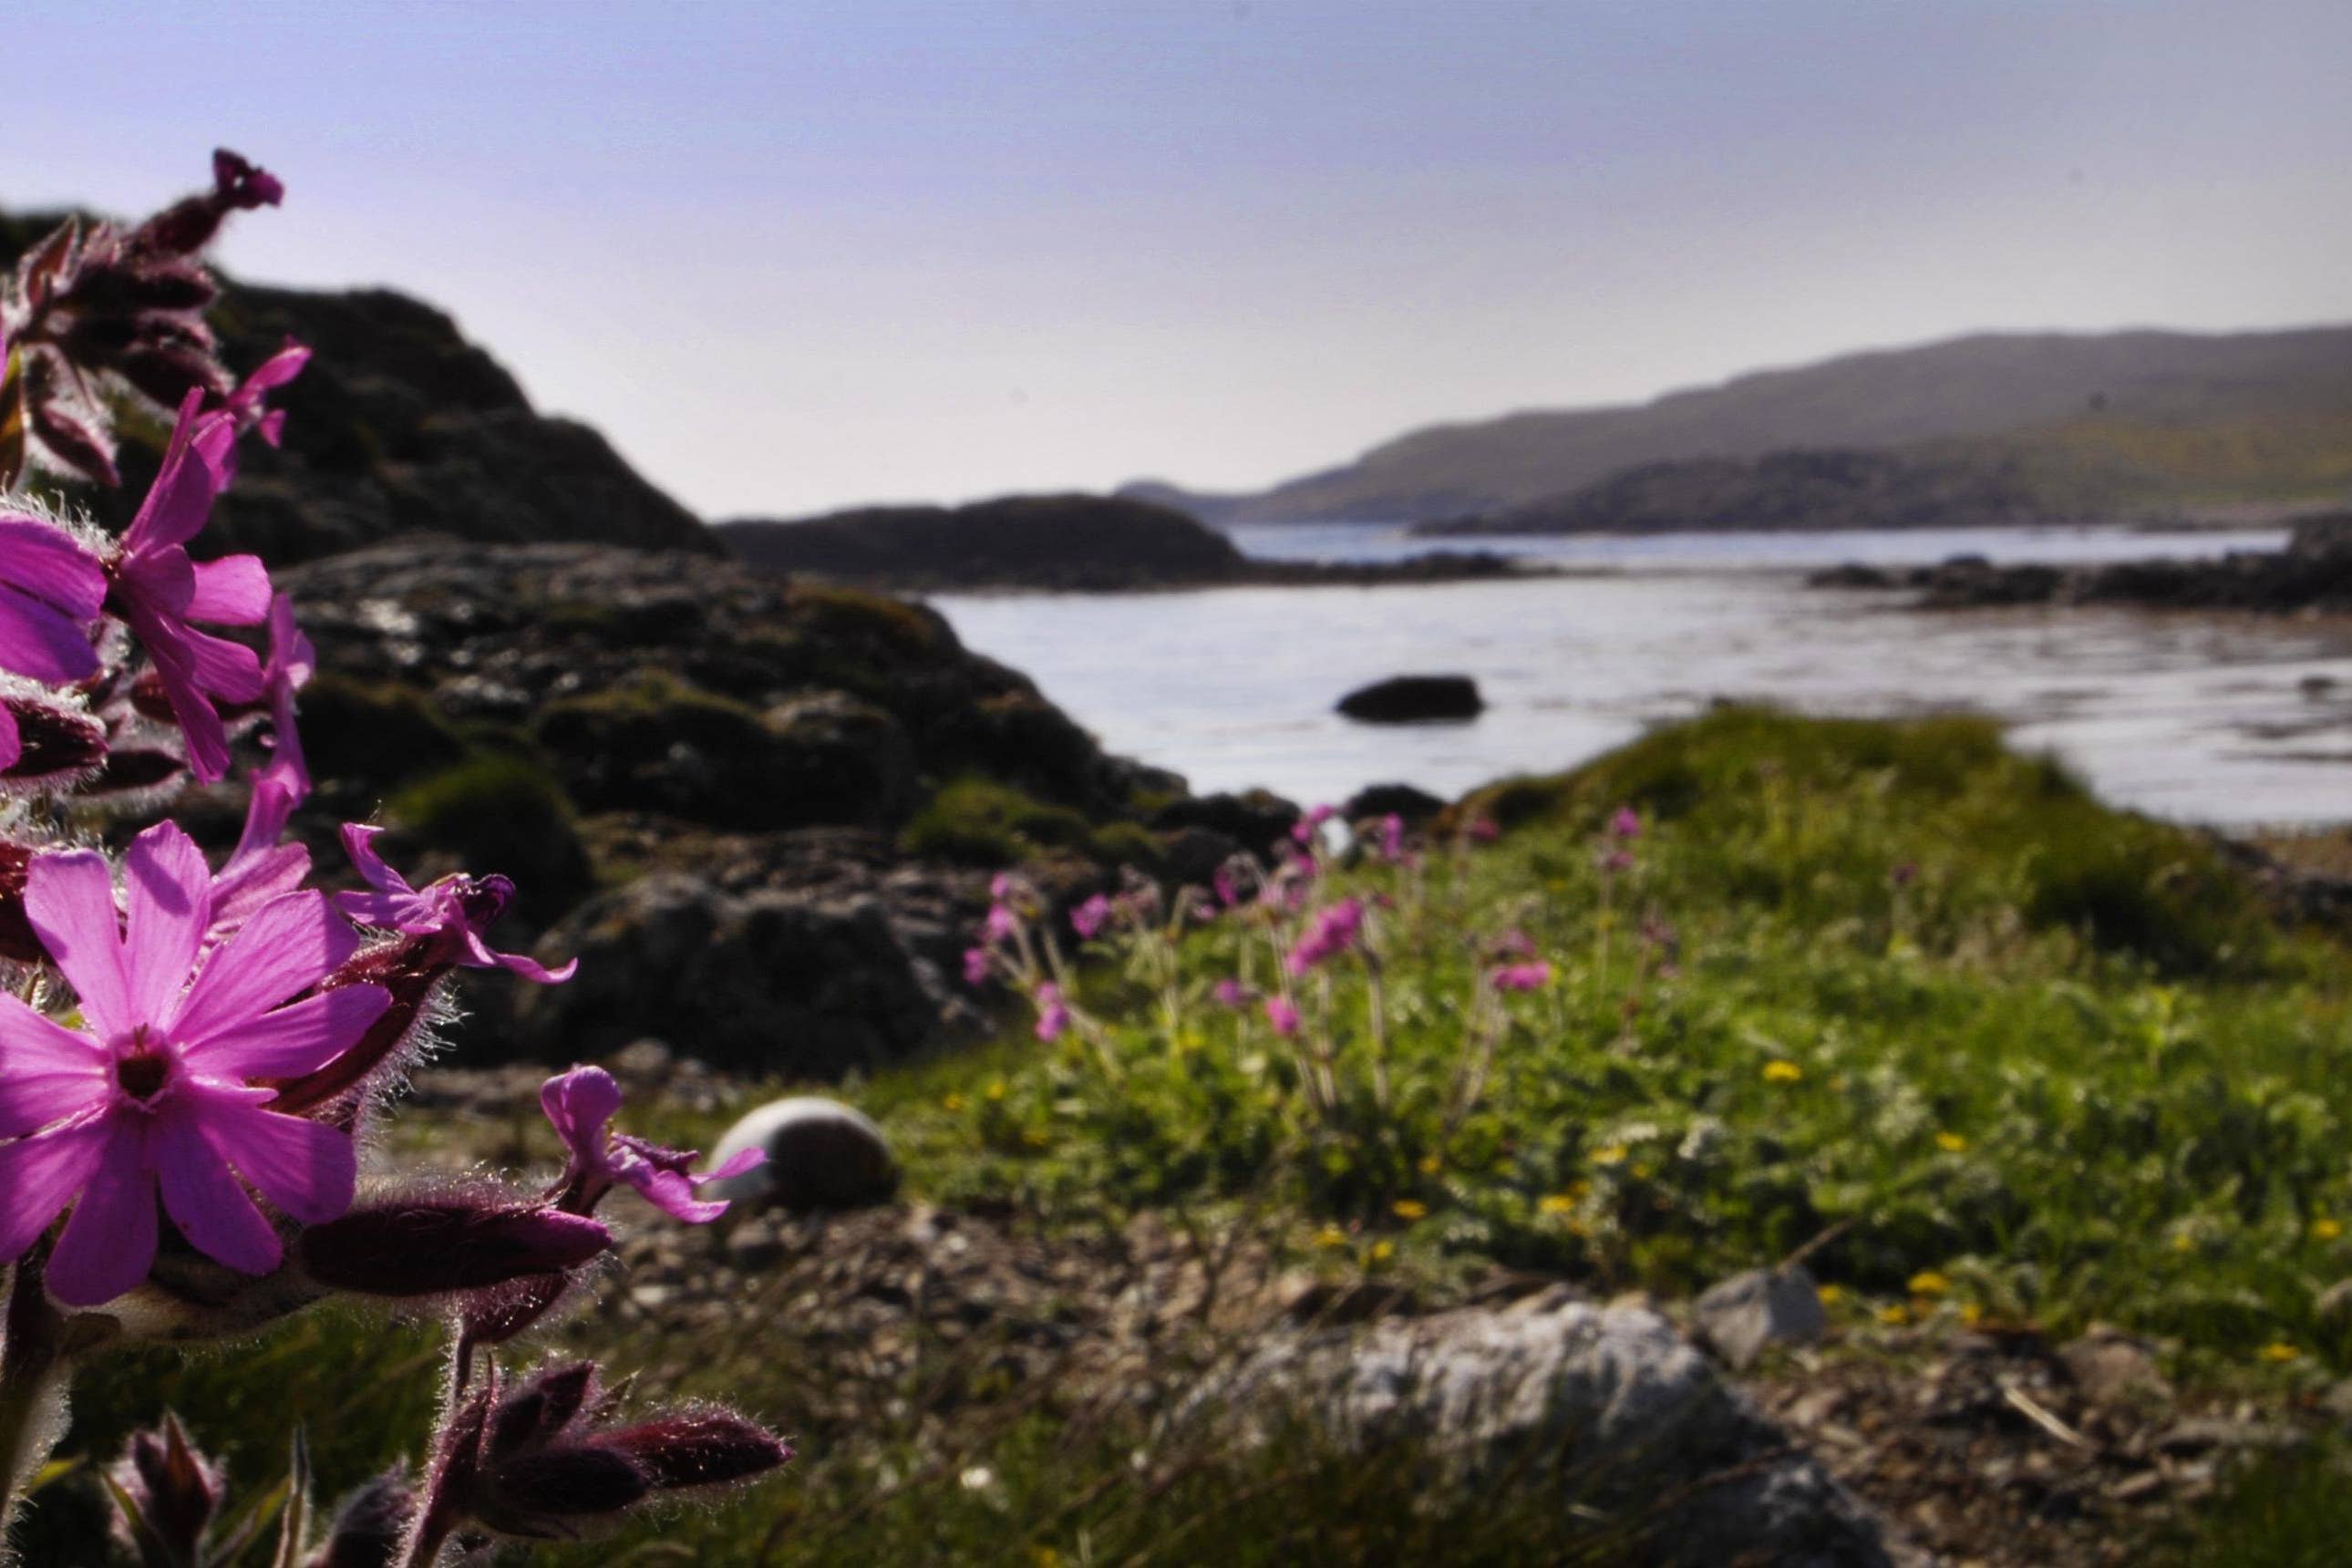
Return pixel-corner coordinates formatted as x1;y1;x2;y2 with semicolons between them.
25;849;134;1041
0;583;100;686
181;985;389;1078
122;823;211;1023
185;554;272;624
153;1108;282;1276
47;1121;159;1306
0;994;106;1137
338;824;410;896
541;1067;622;1155
0;1117;110;1264
0;516;107;621
199;1091;355;1224
122;393;229;555
169;891;358;1042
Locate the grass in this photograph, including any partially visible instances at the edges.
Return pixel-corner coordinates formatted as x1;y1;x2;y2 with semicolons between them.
28;708;2352;1563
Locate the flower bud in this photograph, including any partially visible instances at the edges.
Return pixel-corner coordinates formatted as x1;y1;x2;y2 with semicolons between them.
1;689;107;786
109;1414;226;1567
297;1201;610;1297
0;840;45;964
593;1412;794;1491
303;1470;416;1568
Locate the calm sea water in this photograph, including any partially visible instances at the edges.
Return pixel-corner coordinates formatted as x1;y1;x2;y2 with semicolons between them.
931;525;2352;828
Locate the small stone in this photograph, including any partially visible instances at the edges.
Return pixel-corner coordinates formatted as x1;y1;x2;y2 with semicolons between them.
725;1222;789;1272
705;1097;900;1212
608;1037;676;1088
2059;1326;2171;1408
1693;1265;1830;1370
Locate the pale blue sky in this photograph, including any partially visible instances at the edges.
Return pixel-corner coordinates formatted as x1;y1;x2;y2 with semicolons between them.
8;1;2348;516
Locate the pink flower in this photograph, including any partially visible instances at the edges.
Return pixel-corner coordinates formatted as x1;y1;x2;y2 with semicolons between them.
333;824;576;984
1373;813;1406;862
207;773;311;943
101;392;271;782
1212;863;1243;908
983;903;1019;943
253;591;314;799
1290;804;1336;847
541;1066;761;1224
1489;960;1553;993
219;337;309;472
1491;928;1537;960
0;822;391;1305
1264;996;1301;1037
1467;817;1500;843
1069;893;1113;940
1212;978;1251;1009
1284;897;1364;975
962;945;993;987
1034;982;1070;1042
1609;806;1643;841
0;513;108;770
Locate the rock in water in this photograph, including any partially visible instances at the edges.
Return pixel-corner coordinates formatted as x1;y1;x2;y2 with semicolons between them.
1186;1296;1901;1567
1694;1264;1831;1370
1336;674;1484;724
706;1098;899;1212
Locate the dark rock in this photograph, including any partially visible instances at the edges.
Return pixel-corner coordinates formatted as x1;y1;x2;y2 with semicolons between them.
1343;782;1448;823
1147;789;1301;856
1187;1299;1902;1566
1806;562;1897;589
704;1098;900;1213
513;875;941;1075
1336;674;1484;724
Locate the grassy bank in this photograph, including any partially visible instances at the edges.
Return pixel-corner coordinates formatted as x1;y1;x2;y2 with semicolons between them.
26;708;2352;1563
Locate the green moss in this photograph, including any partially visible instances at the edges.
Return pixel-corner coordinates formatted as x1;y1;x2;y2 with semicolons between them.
901;776;1099;866
296;672;467;790
384;752;595;921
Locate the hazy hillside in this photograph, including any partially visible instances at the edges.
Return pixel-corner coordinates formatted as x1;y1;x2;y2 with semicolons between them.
1152;326;2352;526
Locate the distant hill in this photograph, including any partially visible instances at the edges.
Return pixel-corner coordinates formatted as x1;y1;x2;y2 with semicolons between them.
0;210;718;563
1416;446;2059;536
1148;326;2352;526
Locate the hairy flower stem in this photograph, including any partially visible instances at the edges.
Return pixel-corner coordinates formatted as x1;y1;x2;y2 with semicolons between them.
0;1261;71;1562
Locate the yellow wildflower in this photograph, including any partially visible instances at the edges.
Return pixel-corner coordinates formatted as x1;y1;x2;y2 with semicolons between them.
1418;1153;1443;1176
1313;1224;1347;1250
1959;1302;1984;1327
1762;1060;1803;1084
1538;1193;1578;1216
985;1078;1008;1101
1391;1199;1429;1222
942;1092;967;1113
1877;1304;1909;1326
1816;1284;1843;1306
1592;1145;1629;1166
1934;1131;1968;1153
2259;1342;2301;1364
1368;1240;1396;1263
2171;1232;2195;1253
2314;1218;2344;1242
1907;1270;1951;1296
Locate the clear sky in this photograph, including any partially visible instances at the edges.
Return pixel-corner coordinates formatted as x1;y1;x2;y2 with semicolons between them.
8;1;2348;518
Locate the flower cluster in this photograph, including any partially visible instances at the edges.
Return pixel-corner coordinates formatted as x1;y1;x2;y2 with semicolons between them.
0;154;788;1563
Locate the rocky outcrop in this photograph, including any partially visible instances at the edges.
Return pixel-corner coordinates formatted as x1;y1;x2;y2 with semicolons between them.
0;209;719;564
260;540;1216;1069
1808;518;2352;614
1336;674;1485;723
721;493;1529;593
1187;1293;1903;1566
